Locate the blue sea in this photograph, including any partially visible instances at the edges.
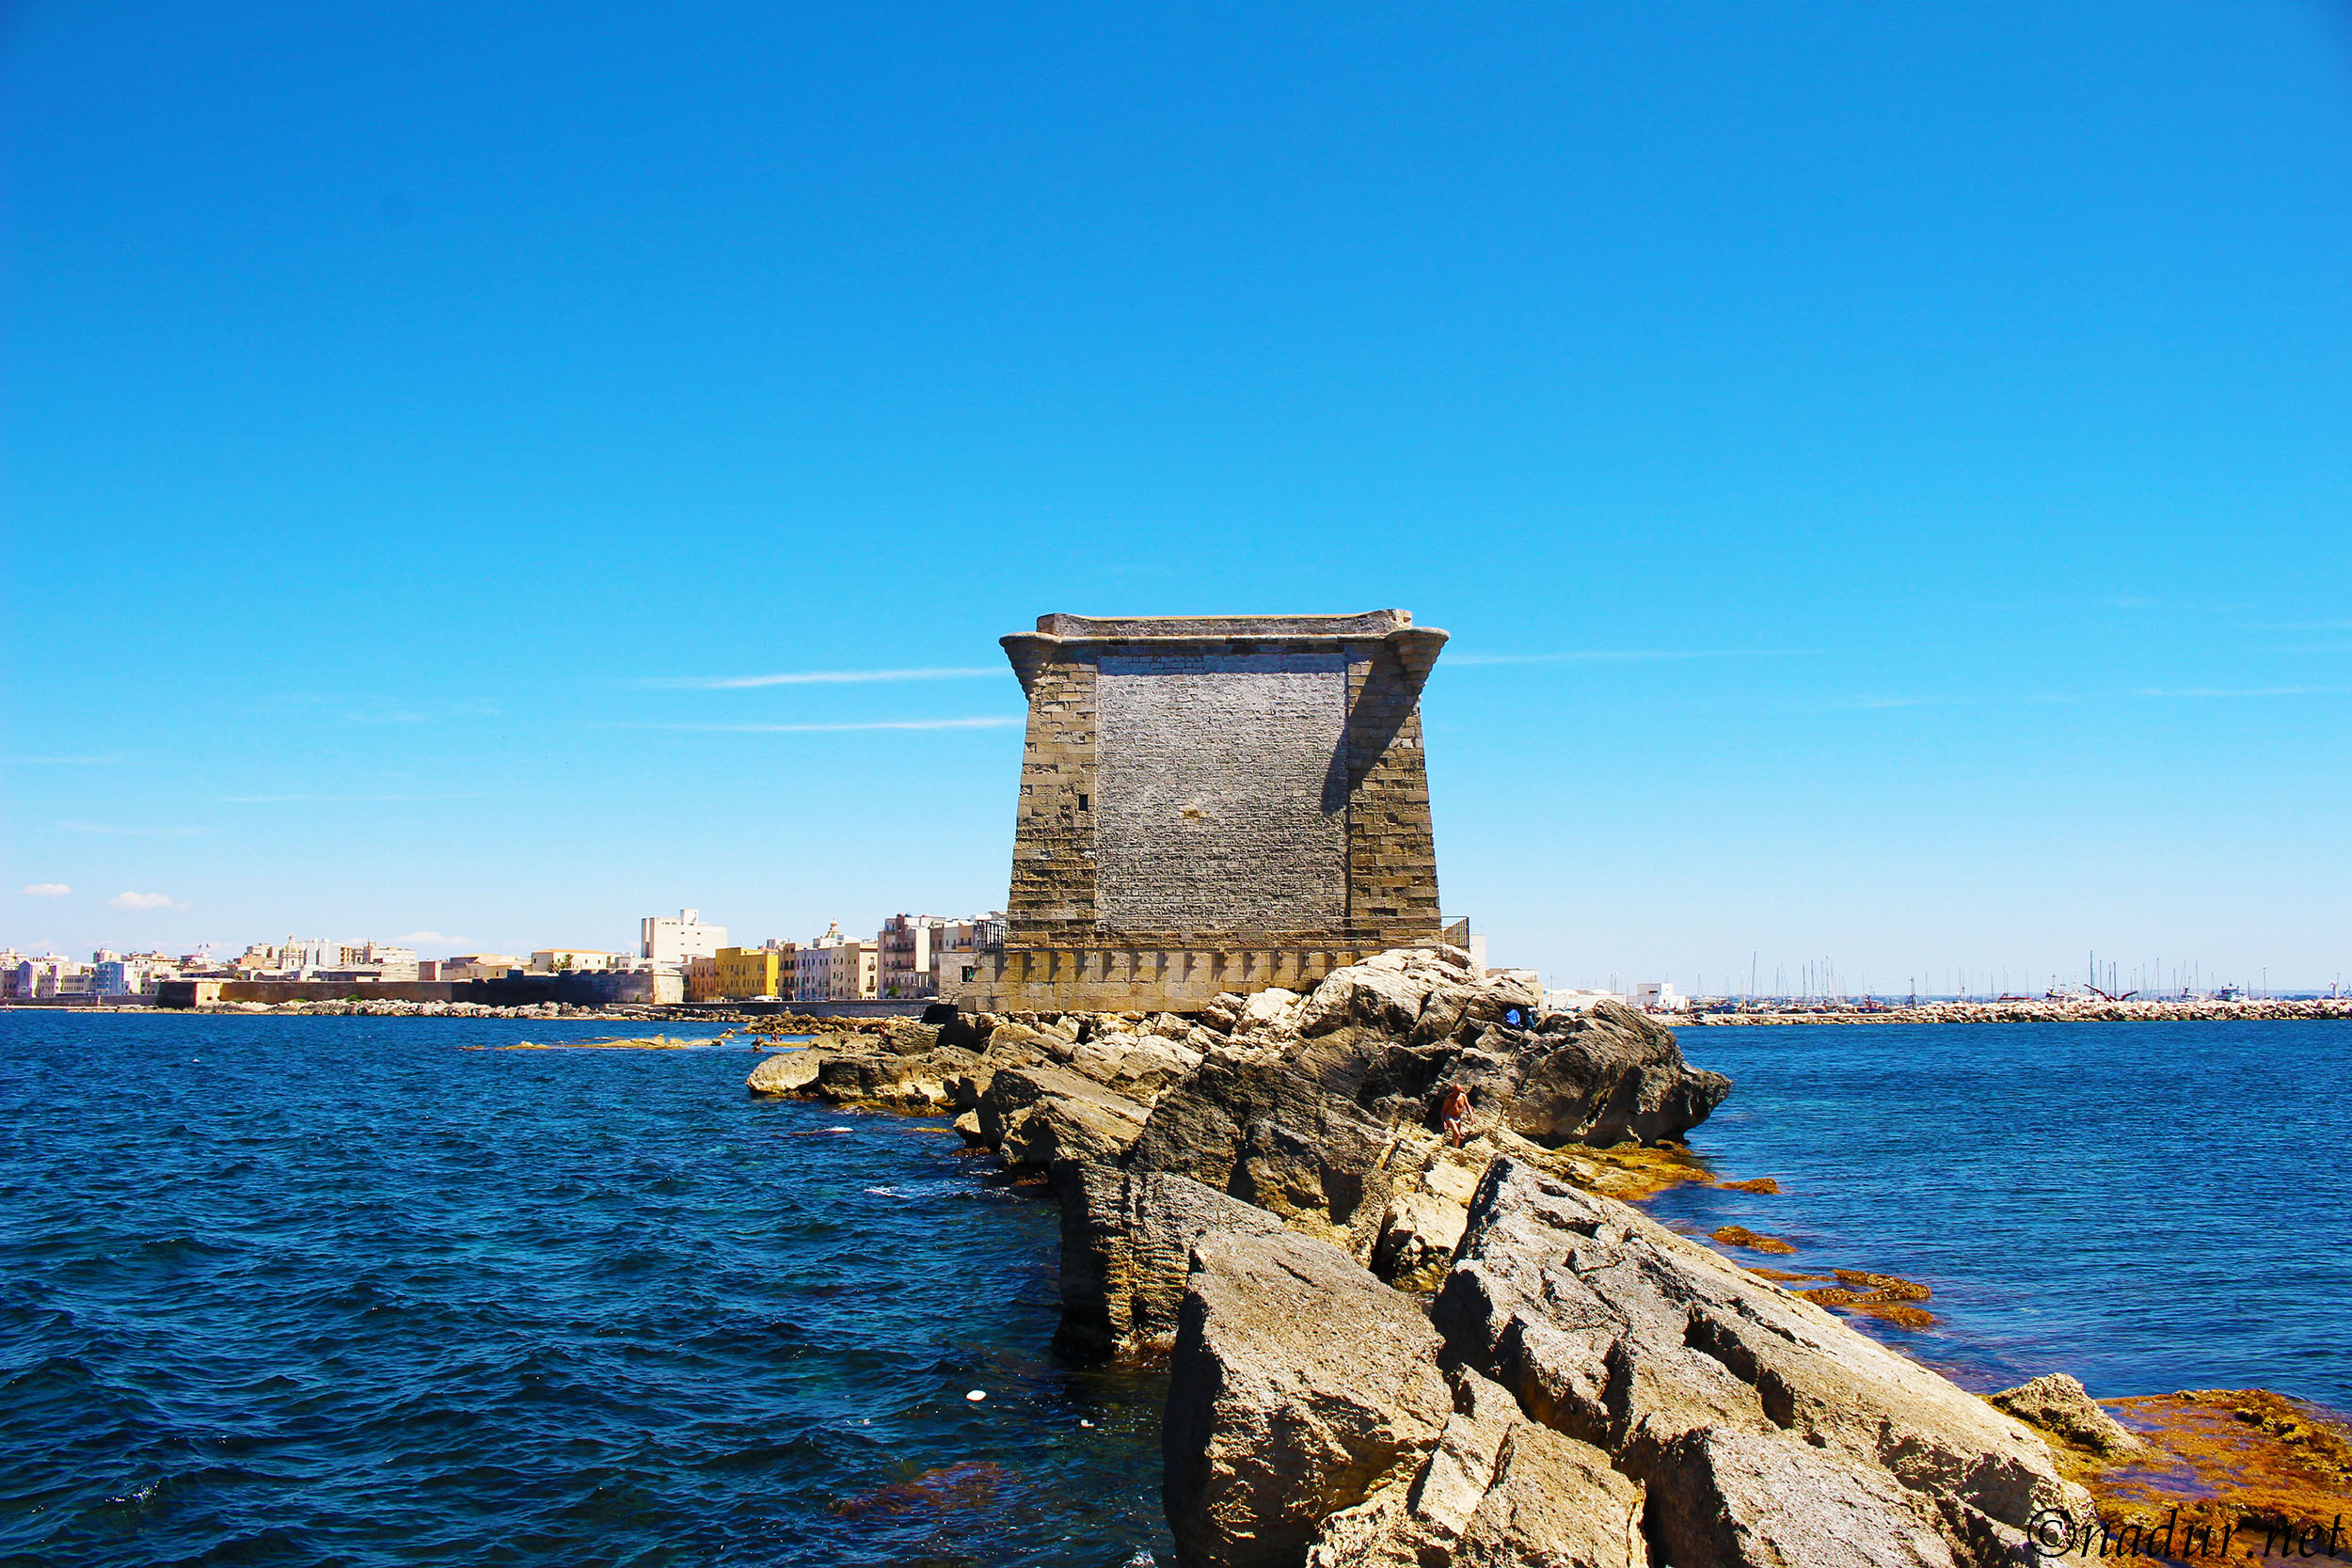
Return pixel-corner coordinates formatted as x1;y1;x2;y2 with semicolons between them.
0;1015;1166;1567
2;1014;2345;1565
1644;1019;2352;1409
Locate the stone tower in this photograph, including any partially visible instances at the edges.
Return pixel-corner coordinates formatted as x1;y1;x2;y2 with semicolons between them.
957;610;1450;1012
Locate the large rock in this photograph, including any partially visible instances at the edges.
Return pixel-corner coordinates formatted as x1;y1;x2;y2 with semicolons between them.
1369;1191;1470;1293
1492;1001;1732;1147
875;1018;941;1055
811;1044;981;1108
1053;1164;1293;1358
1986;1374;2142;1457
1166;1227;1454;1568
1649;1427;1957;1568
977;1064;1153;1168
1307;1370;1646;1568
1065;1028;1205;1101
1125;1039;1409;1258
745;1050;819;1095
1120;981;1727;1274
1434;1161;2083;1568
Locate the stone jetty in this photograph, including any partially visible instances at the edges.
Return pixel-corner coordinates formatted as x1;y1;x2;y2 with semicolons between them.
1692;996;2352;1025
746;942;2272;1568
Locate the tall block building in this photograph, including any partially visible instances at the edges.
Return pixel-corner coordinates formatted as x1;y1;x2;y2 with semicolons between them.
956;610;1449;1012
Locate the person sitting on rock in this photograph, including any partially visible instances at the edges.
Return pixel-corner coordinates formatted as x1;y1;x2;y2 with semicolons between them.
1441;1082;1471;1148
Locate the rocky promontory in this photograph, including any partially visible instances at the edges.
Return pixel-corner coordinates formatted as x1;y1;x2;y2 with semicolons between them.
744;946;2161;1568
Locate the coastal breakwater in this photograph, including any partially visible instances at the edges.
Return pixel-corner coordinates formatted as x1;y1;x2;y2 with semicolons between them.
747;944;2352;1568
1691;998;2352;1026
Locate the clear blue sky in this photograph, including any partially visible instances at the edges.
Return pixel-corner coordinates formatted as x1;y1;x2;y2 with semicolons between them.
5;2;2347;993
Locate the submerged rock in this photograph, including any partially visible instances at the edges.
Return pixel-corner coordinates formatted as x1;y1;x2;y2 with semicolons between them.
1988;1374;2143;1457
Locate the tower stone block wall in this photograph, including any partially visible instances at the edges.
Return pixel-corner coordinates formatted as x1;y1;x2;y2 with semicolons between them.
958;610;1449;1012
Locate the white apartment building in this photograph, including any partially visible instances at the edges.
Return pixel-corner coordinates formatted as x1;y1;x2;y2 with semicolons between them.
234;937;346;978
337;943;420;982
1632;981;1688;1013
792;922;876;1002
14;957;90;998
794;923;842;1002
827;940;878;1001
94;958;170;996
641;909;726;967
530;948;616;974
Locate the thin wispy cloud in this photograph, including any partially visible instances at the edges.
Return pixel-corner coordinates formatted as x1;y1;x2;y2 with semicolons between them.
613;717;1024;733
22;883;71;898
54;821;212;836
2130;685;2350;699
218;792;491;803
109;891;178;911
1829;685;2349;711
629;667;1003;690
1448;649;1818;667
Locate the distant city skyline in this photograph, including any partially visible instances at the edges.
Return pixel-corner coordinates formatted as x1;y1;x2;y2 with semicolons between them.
5;4;2347;989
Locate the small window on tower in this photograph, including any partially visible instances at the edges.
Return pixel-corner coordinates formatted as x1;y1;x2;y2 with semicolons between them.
1077;793;1090;811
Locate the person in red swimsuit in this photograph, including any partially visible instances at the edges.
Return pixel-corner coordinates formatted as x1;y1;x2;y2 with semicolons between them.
1440;1082;1471;1148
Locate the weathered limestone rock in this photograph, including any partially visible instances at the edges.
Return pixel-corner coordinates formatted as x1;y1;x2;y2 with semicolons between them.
1003;1085;1154;1167
876;1018;942;1055
745;1050;819;1095
1434;1161;2083;1568
1067;1029;1205;1101
977;1064;1153;1168
1119;969;1726;1277
1492;1001;1732;1148
1987;1374;2143;1457
1296;947;1478;1037
983;1021;1062;1064
1369;1191;1470;1293
1126;1040;1409;1258
1307;1370;1646;1568
811;1044;981;1108
1232;987;1307;1042
1166;1227;1454;1568
1053;1164;1294;1358
1649;1427;1957;1568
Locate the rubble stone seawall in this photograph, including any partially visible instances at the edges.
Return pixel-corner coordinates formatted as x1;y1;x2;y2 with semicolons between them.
742;945;2336;1568
1690;998;2352;1025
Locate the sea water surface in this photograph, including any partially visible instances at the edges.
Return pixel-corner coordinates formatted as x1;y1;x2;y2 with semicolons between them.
5;1014;2348;1566
1643;1019;2352;1409
0;1013;1167;1567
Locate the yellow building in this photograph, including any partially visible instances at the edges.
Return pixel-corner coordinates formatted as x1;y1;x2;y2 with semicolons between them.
714;944;794;1001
